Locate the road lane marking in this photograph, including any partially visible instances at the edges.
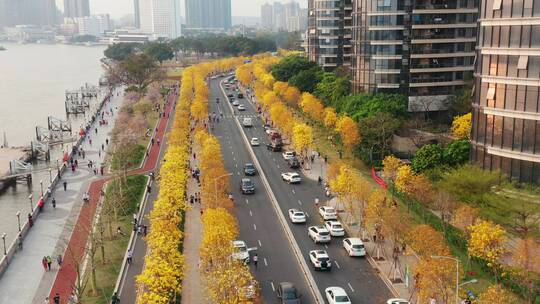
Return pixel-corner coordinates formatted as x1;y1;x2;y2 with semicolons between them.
277;164;280;168
270;282;275;292
324;244;328;249
292;189;296;194
335;261;341;269
297;200;302;205
245;199;249;205
347;283;355;293
249;210;253;217
305;211;309;217
237;172;240;175
235;164;238;168
258;240;262;247
264;258;268;266
253;224;257;230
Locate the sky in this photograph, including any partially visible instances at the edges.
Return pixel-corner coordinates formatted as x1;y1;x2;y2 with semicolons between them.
56;0;307;19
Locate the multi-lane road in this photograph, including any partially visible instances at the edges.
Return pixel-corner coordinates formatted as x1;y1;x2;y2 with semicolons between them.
207;75;392;303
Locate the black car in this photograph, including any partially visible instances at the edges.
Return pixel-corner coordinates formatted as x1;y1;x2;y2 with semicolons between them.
240;178;255;194
288;157;300;169
244;163;257;176
237;93;244;99
277;282;301;304
227;93;234;98
266;142;282;152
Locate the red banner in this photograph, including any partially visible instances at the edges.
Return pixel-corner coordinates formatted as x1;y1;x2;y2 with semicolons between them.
371;167;388;189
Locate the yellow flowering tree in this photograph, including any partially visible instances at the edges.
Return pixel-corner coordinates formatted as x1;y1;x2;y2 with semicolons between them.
300;92;325;122
414;257;462;304
478;284;518;304
407;224;450;258
451;112;472;139
382;155;403;182
467;220;507;271
292;123;313;157
335;116;360;149
323;107;338;128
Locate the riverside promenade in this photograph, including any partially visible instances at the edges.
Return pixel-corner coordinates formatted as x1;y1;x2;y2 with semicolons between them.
0;89;123;304
46;87;177;304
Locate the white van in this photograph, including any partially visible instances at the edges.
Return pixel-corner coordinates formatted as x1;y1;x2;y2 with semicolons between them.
243;117;252;127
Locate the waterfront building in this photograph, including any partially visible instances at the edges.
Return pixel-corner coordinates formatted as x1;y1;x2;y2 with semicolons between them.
307;0;353;70
349;0;478;112
185;0;232;30
138;0;181;38
470;0;540;183
0;0;59;27
76;14;111;37
64;0;90;18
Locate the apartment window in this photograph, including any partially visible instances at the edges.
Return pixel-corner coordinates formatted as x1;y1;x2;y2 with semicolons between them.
517;55;529;69
487;87;496;100
493;0;502;10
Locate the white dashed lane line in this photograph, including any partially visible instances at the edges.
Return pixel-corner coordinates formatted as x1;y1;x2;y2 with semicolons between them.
253;223;257;231
264;258;268;266
270;282;275;292
249;210;253;217
297;200;302;205
258;240;262;247
335;261;341;269
292;189;296;194
348;282;355;293
245;199;249;205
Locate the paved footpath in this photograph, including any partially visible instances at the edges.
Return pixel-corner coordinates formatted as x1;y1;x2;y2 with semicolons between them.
45;89;177;304
0;89;123;304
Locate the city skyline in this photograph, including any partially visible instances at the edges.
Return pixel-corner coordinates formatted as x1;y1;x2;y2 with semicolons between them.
55;0;306;19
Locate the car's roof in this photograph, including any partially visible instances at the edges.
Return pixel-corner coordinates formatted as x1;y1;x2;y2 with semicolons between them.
279;281;296;291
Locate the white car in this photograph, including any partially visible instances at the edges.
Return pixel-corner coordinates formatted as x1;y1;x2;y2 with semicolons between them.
282;151;296;160
343;237;366;257
265;128;275;135
387;299;410;304
231;240;250;263
250;137;260;146
309;250;332;270
308;225;331;244
325;287;351;304
288;208;306;223
319;206;337;220
325;220;345;237
232;100;239;106
281;172;302;184
238;104;246;111
243;118;253;127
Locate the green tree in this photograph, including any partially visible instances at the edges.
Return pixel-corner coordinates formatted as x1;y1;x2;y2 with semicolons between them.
270;55;318;81
288;66;324;93
442;139;470;166
118;53;161;93
337;93;407;120
412;144;444;172
104;43;140;61
314;72;350;106
144;42;174;64
359;112;401;161
439;165;501;205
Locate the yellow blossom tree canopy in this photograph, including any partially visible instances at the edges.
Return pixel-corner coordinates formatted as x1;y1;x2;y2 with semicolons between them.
335;116;360;148
292;123;313;154
451;112;472;139
382;155;403;182
407;224;450;257
300;92;325;122
467;220;507;266
414;257;461;303
478;284;518;304
323;107;338;128
283;85;301;105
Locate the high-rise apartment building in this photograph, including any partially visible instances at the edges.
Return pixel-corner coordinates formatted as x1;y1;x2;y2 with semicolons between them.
134;0;141;28
261;1;306;32
307;0;353;70
350;0;478;112
471;0;540;183
64;0;90;18
261;3;274;29
139;0;181;38
185;0;231;30
76;14;111;36
0;0;58;27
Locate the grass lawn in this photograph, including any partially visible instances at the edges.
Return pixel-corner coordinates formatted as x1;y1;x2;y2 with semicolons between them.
167;67;184;77
82;174;148;304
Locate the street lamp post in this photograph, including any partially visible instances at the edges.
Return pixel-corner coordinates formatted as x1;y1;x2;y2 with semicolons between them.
432;255;460;304
2;233;6;255
39;180;44;197
28;193;33;213
16;211;21;232
49;168;52;183
214;173;233;207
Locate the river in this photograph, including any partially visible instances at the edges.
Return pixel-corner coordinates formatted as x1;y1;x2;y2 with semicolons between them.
0;43;106;246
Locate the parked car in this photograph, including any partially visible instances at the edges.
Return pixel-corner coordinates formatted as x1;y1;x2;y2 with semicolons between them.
343;237;366;257
288;208;306;223
277;282;302;304
281;172;302;184
237;93;244;99
244;163;257;176
282;151;296;160
227;93;234;98
319;206;337;220
324;220;345;237
243;118;252;127
287;157;300;169
250;137;260;146
240;178;255;194
238;104;246;111
309;250;332;270
232;100;239;106
232;240;250;263
325;287;351;304
387;299;410;304
308;225;331;244
266;142;282;152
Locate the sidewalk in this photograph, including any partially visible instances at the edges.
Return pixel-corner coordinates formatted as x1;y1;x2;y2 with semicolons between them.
301;156;416;302
0;90;123;304
46;89;178;304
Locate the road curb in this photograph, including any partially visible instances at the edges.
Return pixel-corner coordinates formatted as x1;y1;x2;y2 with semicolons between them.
219;79;325;304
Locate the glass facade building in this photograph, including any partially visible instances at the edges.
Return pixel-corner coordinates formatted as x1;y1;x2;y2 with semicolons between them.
351;0;478;111
471;0;540;183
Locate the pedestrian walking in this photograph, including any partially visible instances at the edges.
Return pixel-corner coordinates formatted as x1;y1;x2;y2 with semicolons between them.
143;225;147;236
190;195;194;205
147;184;151;193
318;176;322;185
95;127;98;134
57;254;63;269
18;234;23;250
38;199;44;212
106;138;109;145
52;197;56;208
63;181;67;191
111;292;120;304
89;139;92;146
117;226;125;236
71;164;75;172
93;168;97;175
314;197;320;208
98;150;101;157
53;293;60;304
100;166;104;175
151;138;155;145
74;159;78;167
47;256;52;270
82;150;86;159
127;249;133;264
253;254;258;269
101;143;104;151
28;214;33;227
42;256;48;271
